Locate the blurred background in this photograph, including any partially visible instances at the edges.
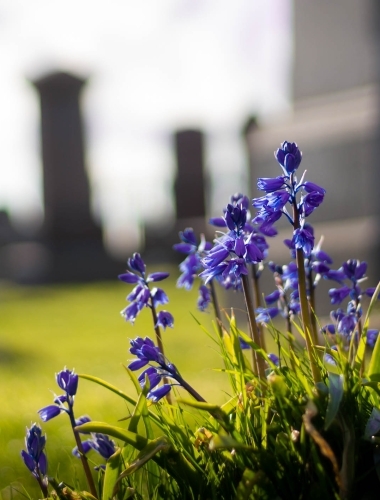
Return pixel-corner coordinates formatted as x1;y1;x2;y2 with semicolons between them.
1;0;380;495
0;0;379;284
0;0;292;282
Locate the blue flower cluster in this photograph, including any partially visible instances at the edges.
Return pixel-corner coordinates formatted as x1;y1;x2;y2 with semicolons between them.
262;229;334;322
73;416;116;468
21;423;47;482
252;141;325;256
173;228;213;311
38;368;78;422
119;253;174;329
200;194;268;285
322;259;379;346
128;336;180;402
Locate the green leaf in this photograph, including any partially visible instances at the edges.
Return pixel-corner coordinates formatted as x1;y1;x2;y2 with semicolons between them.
102;448;122;500
324;373;344;430
118;437;170;480
75;421;200;494
236;469;266;500
176;398;226;423
75;421;149;450
128;375;150;433
209;434;249;450
78;374;162;430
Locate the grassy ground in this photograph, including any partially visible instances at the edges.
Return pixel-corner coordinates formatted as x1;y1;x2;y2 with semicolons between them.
0;271;230;498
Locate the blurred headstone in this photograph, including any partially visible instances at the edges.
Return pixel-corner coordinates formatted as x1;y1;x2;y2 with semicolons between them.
32;71;122;282
174;129;206;220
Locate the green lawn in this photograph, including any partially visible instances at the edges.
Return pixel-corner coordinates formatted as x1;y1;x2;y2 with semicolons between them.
0;271;230;497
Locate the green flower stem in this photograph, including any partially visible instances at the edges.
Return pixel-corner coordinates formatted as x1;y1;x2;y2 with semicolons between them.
150;300;173;405
251;264;267;353
36;468;48;499
307;272;318;344
209;279;223;338
68;409;98;499
292;192;321;385
241;274;266;381
175;373;207;403
296;249;321;384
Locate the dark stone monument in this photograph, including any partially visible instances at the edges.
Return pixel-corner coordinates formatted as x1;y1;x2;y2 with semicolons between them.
174;129;206;220
143;128;210;260
32;71;122;282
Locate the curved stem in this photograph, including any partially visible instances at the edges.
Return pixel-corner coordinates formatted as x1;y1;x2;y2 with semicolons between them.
68;407;98;498
307;270;318;344
36;468;48;498
241;274;266;382
292;192;321;384
175;373;207;402
149;299;173;405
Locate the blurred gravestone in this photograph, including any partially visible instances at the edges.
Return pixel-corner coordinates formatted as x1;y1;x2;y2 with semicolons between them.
32;71;121;282
174;129;206;220
144;128;210;260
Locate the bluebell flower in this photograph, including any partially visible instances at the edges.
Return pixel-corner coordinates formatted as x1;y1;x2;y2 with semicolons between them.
56;368;78;397
38;368;78;422
151;288;169;307
147;384;172;403
268;353;280;366
155;311;174;330
197;284;211;312
302;181;326;194
119;253;172;327
201;197;264;285
75;415;91;431
129;337;164;368
173;228;215;312
239;337;251;350
328;286;351;305
275;141;302;175
128;336;180;402
21;423;47;478
342;259;367;281
264;290;281;305
73;432;116;463
255;307;279;324
292;227;315;257
367;330;379;348
252;142;325;255
321;324;336;335
257;176;286;192
38;405;62;422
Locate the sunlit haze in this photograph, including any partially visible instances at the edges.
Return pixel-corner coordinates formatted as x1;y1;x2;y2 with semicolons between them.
0;0;292;253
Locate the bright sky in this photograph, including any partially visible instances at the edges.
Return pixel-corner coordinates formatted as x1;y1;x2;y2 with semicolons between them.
0;0;292;254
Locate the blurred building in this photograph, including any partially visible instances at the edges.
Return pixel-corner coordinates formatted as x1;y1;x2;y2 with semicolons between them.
245;0;380;286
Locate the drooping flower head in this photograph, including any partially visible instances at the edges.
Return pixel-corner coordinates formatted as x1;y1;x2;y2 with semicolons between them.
21;423;47;478
127;336;180;402
119;253;173;328
38;368;78;422
275;141;302;175
21;422;48;497
73;428;117;467
200;194;264;285
173;228;213;312
252;141;326;256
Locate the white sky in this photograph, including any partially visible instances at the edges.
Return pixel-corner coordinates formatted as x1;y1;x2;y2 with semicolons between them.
0;0;292;253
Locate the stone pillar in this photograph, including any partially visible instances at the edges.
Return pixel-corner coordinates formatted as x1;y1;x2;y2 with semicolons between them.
31;71;121;282
33;71;101;243
174;129;206;220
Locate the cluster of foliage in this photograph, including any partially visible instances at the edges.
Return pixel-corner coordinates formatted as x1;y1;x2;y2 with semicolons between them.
19;142;380;500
